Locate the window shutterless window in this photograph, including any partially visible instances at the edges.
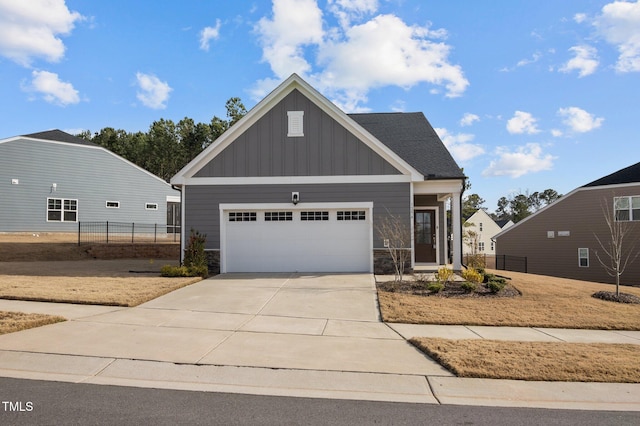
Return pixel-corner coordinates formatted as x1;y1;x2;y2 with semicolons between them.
301;211;329;221
265;211;293;221
578;248;589;267
106;201;120;208
145;203;158;210
614;196;640;221
337;211;366;221
229;212;256;222
47;198;77;222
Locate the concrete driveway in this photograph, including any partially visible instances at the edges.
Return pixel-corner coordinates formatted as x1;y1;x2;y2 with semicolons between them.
0;273;449;376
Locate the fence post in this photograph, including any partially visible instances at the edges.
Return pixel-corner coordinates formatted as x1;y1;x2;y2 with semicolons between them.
106;221;109;244
524;257;528;273
78;222;81;246
131;223;135;243
154;223;157;243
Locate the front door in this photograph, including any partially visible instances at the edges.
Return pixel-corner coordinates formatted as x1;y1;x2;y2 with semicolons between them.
414;210;436;263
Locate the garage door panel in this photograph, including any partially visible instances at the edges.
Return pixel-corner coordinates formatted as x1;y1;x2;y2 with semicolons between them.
224;208;370;273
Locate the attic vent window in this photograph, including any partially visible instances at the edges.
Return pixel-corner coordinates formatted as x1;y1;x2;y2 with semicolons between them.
287;111;304;137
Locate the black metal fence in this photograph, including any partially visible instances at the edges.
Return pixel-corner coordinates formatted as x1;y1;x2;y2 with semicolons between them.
78;222;180;245
495;255;528;273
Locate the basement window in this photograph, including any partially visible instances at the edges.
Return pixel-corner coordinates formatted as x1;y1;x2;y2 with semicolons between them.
287;111;304;137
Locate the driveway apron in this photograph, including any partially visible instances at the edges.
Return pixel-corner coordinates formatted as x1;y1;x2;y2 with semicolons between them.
0;273;449;376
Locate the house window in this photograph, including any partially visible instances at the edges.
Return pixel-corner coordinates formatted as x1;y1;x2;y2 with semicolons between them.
478;242;485;252
145;203;158;210
301;211;329;221
490;241;495;251
578;248;589;267
47;198;77;222
106;201;120;209
479;223;483;232
337;211;366;221
229;212;256;222
614;196;640;221
287;111;304;137
265;211;293;221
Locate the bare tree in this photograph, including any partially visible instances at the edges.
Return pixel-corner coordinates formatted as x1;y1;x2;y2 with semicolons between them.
594;198;639;296
376;214;412;283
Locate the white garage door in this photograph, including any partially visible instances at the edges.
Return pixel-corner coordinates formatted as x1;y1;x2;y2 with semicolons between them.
222;207;371;273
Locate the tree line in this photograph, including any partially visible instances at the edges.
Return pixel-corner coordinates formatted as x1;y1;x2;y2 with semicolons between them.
463;188;562;223
76;98;247;182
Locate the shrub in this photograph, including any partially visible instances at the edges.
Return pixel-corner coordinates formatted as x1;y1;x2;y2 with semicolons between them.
462;268;483;284
434;267;454;285
427;282;444;293
461;281;477;293
487;278;507;293
184;229;207;270
161;265;208;278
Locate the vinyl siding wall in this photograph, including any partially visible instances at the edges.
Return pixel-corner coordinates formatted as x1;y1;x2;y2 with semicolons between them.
496;185;640;285
184;182;410;250
0;139;178;232
194;89;401;178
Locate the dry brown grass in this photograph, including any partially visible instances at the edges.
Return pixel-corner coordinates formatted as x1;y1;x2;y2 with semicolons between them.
410;337;640;383
0;273;201;307
378;270;640;330
0;311;65;335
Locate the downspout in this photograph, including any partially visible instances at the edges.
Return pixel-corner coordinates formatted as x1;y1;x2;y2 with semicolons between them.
460;177;467;270
171;184;184;265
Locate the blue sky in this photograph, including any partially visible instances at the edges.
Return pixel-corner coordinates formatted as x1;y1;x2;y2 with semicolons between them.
1;0;639;212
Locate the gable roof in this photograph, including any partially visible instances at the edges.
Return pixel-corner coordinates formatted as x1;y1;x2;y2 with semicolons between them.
172;74;463;185
22;129;99;147
582;161;640;187
349;113;464;180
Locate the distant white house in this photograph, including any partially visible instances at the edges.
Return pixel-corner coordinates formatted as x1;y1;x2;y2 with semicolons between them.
463;209;513;256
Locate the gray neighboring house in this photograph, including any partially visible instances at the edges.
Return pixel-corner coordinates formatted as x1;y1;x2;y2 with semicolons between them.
494;161;640;284
171;74;466;274
0;130;180;233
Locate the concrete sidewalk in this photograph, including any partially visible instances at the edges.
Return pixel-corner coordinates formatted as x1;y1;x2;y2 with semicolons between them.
0;273;638;411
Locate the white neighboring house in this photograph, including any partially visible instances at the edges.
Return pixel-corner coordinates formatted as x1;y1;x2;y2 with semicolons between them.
463;209;513;256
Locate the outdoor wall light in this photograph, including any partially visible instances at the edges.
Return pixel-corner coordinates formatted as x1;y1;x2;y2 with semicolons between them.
51;183;57;192
292;192;299;205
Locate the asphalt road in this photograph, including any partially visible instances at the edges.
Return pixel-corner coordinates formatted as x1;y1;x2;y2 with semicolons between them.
1;378;638;425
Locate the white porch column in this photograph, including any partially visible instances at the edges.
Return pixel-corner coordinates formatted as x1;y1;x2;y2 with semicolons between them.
451;191;462;270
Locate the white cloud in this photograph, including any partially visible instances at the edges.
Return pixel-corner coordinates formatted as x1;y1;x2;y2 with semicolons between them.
255;0;324;78
506;111;540;135
559;45;599;77
482;143;556;178
25;70;80;106
0;0;83;66
557;106;604;133
435;127;485;163
199;19;222;51
328;0;379;28
516;52;542;67
253;0;469;110
135;72;172;109
551;129;563;137
594;0;640;72
459;113;479;127
574;13;587;24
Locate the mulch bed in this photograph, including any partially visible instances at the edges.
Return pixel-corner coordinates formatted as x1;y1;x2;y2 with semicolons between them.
592;291;640;304
376;279;521;298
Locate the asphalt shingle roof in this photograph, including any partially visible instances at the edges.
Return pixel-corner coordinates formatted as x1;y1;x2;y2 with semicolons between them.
349;112;465;180
22;129;99;147
582;161;640;187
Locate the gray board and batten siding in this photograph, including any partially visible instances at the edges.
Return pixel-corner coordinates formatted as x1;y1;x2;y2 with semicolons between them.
184;182;410;251
194;89;402;178
0;135;178;232
496;184;640;285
